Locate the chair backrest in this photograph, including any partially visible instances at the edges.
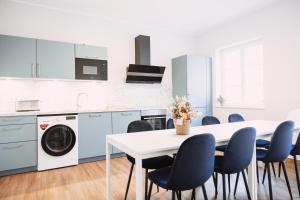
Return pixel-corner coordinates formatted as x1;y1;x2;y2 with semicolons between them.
266;121;295;162
127;120;153;133
202;116;220;125
167;134;215;190
167;118;175;129
221;127;256;173
228;113;245;123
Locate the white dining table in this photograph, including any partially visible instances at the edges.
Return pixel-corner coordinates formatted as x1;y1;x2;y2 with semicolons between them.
105;120;298;200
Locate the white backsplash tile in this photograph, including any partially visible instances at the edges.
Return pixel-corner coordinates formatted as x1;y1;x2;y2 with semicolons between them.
0;79;172;113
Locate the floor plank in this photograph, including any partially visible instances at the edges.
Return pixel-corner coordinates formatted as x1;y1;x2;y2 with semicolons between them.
0;157;300;200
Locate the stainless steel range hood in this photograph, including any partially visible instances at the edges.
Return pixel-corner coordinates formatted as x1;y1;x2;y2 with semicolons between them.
126;35;165;84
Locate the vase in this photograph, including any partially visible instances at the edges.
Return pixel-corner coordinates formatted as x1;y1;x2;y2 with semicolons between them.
174;119;191;135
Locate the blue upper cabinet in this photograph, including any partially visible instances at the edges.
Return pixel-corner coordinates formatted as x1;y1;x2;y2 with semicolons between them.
37;40;75;79
0;35;36;78
78;112;112;159
172;55;212;117
75;44;107;60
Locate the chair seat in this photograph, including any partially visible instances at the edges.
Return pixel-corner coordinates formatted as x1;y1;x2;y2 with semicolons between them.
256;139;270;148
148;166;172;189
126;155;173;169
256;149;268;161
216;145;227;152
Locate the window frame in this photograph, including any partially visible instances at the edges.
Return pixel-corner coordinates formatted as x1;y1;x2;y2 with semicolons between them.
214;37;264;109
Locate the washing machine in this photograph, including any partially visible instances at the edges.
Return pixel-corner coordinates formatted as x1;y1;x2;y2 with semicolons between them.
37;114;78;171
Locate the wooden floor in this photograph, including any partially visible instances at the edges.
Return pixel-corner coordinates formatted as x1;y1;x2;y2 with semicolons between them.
0;157;300;200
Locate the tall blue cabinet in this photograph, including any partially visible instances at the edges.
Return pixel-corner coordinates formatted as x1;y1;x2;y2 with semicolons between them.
172;55;212;126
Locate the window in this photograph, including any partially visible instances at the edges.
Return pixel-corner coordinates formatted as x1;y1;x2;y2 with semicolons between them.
215;38;264;109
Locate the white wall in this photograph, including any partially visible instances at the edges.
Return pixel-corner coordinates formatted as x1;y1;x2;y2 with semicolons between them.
195;0;300;122
0;0;195;113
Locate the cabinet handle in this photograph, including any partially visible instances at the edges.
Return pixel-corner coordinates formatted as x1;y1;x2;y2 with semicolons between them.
2;144;23;150
31;63;36;77
121;113;132;116
36;64;40;77
2;126;22;132
85;56;99;59
89;114;102;118
2;118;22;123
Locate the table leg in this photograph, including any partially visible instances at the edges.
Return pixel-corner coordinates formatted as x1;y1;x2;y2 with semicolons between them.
106;141;112;200
135;156;144;200
248;147;257;200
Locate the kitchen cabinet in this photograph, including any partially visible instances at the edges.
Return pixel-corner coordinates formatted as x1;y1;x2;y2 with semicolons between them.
37;40;75;79
172;55;212;118
75;44;107;60
112;111;141;153
0;35;36;78
0;116;37;174
0;141;37;172
78;112;112;159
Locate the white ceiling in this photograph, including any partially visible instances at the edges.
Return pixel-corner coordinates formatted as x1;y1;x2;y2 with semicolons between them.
10;0;281;36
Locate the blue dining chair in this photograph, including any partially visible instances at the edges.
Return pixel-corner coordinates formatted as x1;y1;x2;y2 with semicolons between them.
264;130;300;197
214;127;256;200
256;121;294;200
124;120;174;200
167;118;175;129
202;116;221;126
147;134;216;200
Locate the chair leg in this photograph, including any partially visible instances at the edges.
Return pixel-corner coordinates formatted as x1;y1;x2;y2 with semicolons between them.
191;189;195;200
172;191;175;200
293;155;300;197
282;161;293;200
147;181;153;200
145;169;148;200
234;172;240;196
242;170;251;200
124;163;134;200
266;162;273;200
271;162;276;178
156;185;159;193
228;174;231;192
278;162;282;178
262;164;267;184
256;160;260;183
222;173;226;200
202;184;208;200
176;191;182;200
215;172;218;198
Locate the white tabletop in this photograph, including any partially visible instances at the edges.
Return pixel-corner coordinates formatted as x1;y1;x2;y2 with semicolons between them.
107;120;282;156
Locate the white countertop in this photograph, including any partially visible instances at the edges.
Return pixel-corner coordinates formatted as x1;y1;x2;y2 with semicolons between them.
0;106;168;117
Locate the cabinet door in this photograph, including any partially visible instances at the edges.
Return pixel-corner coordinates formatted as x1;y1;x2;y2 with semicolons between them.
191;107;207;127
112;111;141;153
0;35;36;78
187;56;208;107
78;112;112;159
37;40;75;79
75;44;107;60
0;141;37;171
172;55;187;98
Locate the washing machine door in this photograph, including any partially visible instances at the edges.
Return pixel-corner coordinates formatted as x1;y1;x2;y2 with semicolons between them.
41;125;76;156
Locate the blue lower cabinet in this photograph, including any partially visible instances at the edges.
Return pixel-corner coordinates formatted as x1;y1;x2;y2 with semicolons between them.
191;107;207;127
0;140;37;171
112;111;141;153
0;124;37;143
78;112;112;159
